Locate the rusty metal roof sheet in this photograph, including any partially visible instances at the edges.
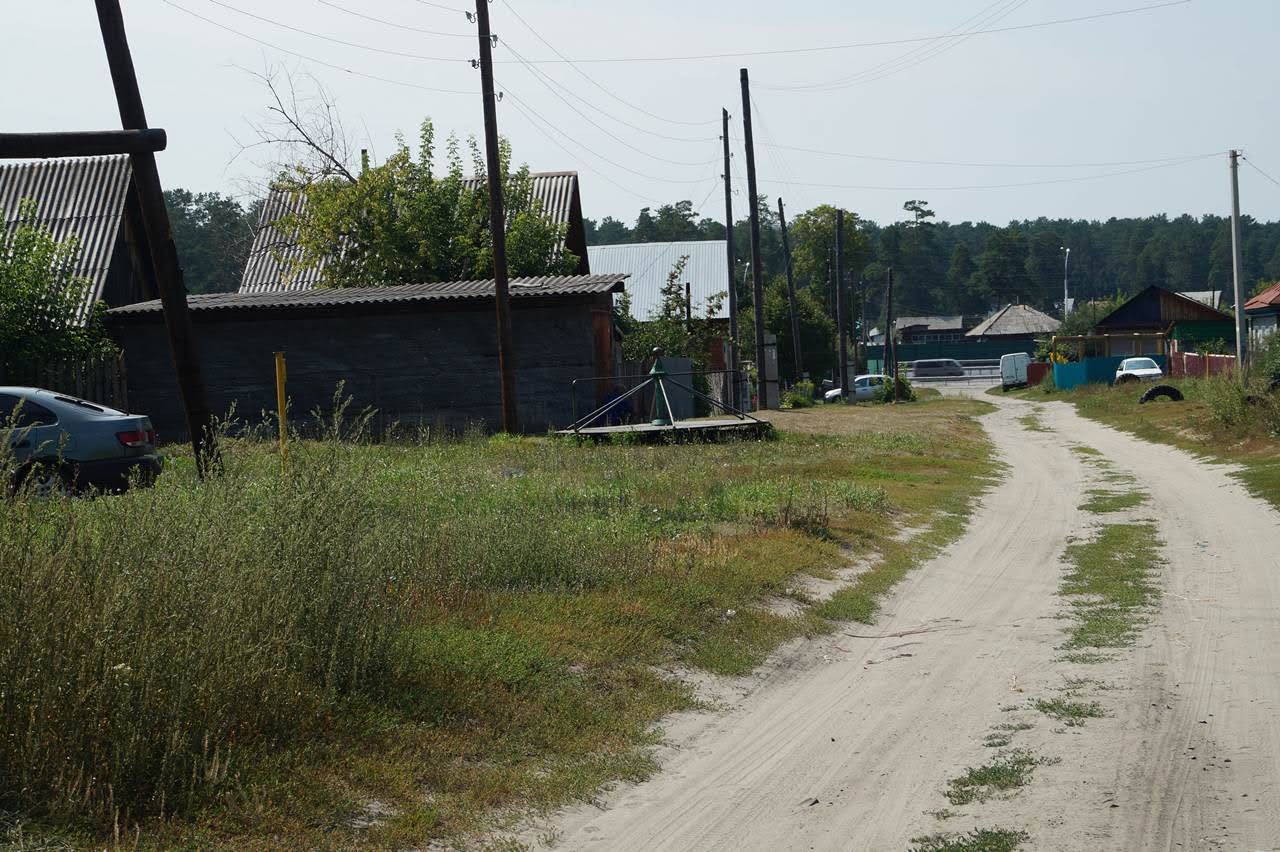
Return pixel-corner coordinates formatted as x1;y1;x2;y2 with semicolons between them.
109;273;626;317
966;303;1061;338
0;155;133;321
239;171;583;294
587;241;730;321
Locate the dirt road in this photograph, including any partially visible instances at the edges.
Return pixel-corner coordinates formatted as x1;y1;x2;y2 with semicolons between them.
526;395;1280;851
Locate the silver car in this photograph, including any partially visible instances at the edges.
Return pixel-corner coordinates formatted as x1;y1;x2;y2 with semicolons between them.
1;387;162;497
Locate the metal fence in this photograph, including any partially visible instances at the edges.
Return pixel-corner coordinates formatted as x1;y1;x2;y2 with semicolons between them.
570;366;744;426
0;352;129;410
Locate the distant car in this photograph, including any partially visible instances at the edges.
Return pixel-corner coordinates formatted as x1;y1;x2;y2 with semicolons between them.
1114;357;1164;384
910;358;965;378
824;374;888;402
1000;352;1031;391
1;387;162;497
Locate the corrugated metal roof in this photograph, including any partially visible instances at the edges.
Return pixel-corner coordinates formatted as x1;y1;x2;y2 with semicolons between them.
110;273;626;317
895;315;965;331
1245;282;1280;312
966;304;1061;338
1178;289;1224;310
240;171;583;294
0;155;133;322
588;241;730;321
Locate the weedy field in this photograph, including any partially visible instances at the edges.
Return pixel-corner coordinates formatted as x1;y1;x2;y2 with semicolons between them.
0;396;992;850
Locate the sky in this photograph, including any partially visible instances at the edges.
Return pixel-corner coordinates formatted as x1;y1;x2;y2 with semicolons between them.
8;0;1280;228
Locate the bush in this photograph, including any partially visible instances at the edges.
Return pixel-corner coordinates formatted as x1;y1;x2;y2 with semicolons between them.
877;375;916;403
782;380;816;409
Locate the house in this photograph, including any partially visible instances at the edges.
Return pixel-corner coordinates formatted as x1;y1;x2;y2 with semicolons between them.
1244;282;1280;345
0;155;156;321
588;241;730;323
1092;285;1234;355
106;274;626;438
966;304;1061;342
240;171;591;293
895;316;968;344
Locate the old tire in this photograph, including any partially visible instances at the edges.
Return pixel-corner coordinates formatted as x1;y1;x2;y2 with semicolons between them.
1139;384;1184;404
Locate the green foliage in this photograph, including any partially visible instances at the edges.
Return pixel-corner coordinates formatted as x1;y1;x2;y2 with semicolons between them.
877;374;916;403
0;199;115;373
739;276;838;381
618;255;725;369
279;120;577;287
781;380;816;409
164;189;260;294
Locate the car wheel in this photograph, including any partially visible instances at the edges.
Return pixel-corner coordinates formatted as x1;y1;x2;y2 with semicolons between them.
1115;374;1138;385
15;462;73;499
1139;384;1184;404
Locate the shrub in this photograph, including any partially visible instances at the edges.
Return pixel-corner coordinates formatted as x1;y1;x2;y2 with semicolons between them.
782;380;816;409
877;375;916;403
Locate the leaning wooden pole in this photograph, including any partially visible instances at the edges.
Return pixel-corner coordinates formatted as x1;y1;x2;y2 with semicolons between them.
94;0;217;474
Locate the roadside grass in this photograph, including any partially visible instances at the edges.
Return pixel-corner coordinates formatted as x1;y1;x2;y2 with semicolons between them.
910;828;1031;852
1032;698;1108;727
1060;522;1161;652
945;750;1051;806
1;397;994;850
1016;409;1050;433
983;720;1035;748
1079;488;1146;514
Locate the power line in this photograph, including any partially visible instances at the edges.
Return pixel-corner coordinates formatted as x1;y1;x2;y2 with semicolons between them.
192;0;471;63
313;0;473;37
756;143;1226;170
491;0;1191;64
496;0;718;127
1242;156;1280;190
407;0;468;13
161;0;474;94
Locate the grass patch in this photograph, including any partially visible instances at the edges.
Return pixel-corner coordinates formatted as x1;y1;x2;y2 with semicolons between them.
1060;522;1161;650
1032;698;1108;727
1016;410;1050;433
1079;489;1146;514
1056;651;1115;665
911;828;1031;852
1;398;993;849
945;751;1048;806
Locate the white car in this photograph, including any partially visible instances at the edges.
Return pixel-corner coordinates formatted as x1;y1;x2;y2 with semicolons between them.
1114;357;1164;384
824;374;887;402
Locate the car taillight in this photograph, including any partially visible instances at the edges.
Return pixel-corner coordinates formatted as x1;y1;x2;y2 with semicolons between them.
116;430;148;448
146;428;157;444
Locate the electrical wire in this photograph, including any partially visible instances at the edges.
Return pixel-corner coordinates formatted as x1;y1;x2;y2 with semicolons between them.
161;0;475;94
491;1;1191;64
313;0;473;37
497;0;717;127
194;0;472;62
408;0;468;13
1243;156;1280;190
756;143;1227;170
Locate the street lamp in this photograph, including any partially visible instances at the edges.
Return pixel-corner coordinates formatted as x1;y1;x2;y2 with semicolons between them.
1060;246;1071;316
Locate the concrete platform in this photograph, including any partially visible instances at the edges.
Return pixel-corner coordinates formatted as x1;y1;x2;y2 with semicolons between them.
557;417;772;442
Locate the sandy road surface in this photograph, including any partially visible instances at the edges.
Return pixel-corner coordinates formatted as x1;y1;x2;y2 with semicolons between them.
526;395;1280;851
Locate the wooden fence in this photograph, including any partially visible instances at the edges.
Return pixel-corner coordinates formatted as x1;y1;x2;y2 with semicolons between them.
0;352;129;410
1167;351;1237;379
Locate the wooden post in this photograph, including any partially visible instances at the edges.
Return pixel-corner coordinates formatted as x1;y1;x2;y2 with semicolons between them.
0;128;166;159
474;0;519;433
721;108;740;410
740;68;769;408
777;198;803;381
836;209;849;395
94;0;217;473
274;352;288;469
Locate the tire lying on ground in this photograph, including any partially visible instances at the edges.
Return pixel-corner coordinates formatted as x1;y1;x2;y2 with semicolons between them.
1139;384;1184;404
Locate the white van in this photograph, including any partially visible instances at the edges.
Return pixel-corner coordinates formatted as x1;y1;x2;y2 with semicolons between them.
1000;352;1031;391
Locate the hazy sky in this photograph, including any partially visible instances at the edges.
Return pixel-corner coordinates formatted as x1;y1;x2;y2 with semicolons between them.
9;0;1280;227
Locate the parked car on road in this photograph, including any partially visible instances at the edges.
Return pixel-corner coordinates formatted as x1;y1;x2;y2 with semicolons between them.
1000;352;1031;391
909;358;965;378
823;374;888;402
1113;357;1164;384
1;387;162;497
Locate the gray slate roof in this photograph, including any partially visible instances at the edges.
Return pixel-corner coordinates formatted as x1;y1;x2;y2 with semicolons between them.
588;241;730;321
240;171;586;294
0;155;134;322
109;274;626;317
895;315;965;331
966;304;1061;338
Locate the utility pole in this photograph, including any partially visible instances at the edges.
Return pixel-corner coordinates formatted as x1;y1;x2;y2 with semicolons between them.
777;198;803;382
740;69;769;408
721;108;740;409
475;0;518;432
886;267;898;402
836;209;849;395
1061;246;1071;317
94;0;217;474
1229;150;1248;379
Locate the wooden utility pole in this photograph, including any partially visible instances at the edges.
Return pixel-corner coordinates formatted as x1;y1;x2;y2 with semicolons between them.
886;267;899;402
721;108;740;409
474;0;519;432
836;209;849;394
1229;150;1248;380
777;198;803;381
94;0;217;473
739;69;769;408
0;128;167;159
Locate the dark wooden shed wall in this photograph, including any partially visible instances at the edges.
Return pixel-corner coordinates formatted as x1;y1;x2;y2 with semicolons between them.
111;296;611;439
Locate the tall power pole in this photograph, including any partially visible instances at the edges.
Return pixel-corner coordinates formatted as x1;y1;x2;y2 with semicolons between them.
886;267;898;402
475;0;518;432
722;108;740;409
836;209;849;395
95;0;217;473
739;68;769;408
1229;150;1248;379
777;198;803;381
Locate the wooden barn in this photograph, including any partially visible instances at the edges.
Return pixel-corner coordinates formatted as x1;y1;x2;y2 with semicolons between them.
1093;285;1234;354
